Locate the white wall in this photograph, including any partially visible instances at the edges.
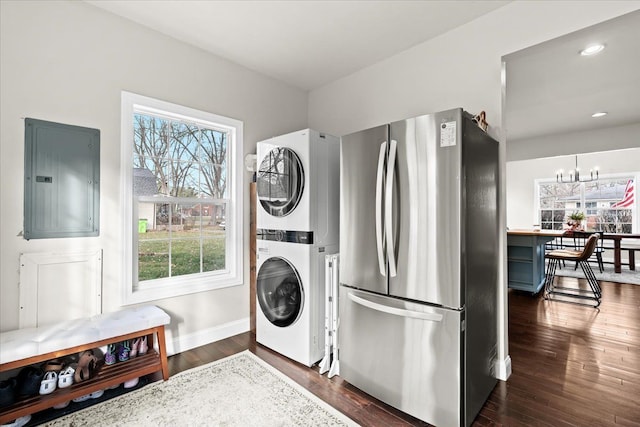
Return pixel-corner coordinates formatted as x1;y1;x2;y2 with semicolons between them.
308;2;639;137
507;123;640;162
506;148;640;230
0;0;308;349
308;1;640;381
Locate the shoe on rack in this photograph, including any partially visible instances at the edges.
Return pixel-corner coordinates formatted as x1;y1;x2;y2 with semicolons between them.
0;414;31;427
72;393;91;403
130;338;140;358
58;365;75;388
16;366;44;397
53;400;70;409
89;389;104;399
104;343;117;365
0;378;17;408
42;359;63;373
138;336;148;355
72;389;104;403
117;341;130;362
123;377;139;389
39;371;58;395
74;350;98;383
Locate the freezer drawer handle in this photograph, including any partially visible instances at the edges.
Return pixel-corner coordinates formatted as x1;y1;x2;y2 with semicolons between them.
348;292;443;322
375;141;387;276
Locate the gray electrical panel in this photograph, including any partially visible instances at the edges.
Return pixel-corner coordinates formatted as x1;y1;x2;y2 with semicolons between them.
24;118;100;239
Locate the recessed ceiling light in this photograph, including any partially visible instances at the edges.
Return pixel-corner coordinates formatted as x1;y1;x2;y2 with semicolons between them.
591;112;608;118
580;44;605;56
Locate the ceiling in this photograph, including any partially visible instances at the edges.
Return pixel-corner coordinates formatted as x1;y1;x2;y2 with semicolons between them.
85;0;509;91
504;10;640;142
84;2;639;143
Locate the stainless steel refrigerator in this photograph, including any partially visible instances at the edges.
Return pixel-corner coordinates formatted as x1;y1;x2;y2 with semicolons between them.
339;108;499;427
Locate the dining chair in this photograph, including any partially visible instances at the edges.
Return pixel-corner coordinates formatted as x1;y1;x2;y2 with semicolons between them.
571;230;605;272
544;233;601;307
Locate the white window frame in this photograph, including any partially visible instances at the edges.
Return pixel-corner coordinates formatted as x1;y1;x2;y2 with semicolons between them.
121;91;243;305
534;172;639;233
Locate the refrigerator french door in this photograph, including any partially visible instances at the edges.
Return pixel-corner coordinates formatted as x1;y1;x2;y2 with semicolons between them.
339;108;499;427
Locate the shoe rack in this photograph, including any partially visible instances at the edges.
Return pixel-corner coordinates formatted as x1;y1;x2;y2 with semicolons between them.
0;326;169;424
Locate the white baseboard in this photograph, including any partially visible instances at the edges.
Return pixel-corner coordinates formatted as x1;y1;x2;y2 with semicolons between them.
166;317;250;356
495;355;512;381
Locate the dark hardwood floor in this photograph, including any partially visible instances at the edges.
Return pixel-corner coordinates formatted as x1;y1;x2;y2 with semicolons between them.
168;277;640;426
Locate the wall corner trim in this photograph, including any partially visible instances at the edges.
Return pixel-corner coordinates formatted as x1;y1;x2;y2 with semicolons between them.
495;355;512;381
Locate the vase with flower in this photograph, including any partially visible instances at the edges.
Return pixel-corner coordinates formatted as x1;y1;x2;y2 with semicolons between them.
567;211;585;230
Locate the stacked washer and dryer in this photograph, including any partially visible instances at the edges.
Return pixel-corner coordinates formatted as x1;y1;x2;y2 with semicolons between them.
255;129;339;367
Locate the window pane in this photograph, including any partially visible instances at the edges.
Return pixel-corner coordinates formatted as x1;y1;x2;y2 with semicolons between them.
201;128;227;168
170;122;199;161
203;203;226;232
175;203;198;231
138;238;169;281
189;202;221;232
171;238;202;277
142;117;169;160
203;237;226;273
539;198;553;209
155;202;171;228
201;164;227;199
168;160;199;198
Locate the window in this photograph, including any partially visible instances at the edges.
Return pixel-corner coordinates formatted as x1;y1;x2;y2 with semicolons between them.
121;92;243;304
537;176;637;233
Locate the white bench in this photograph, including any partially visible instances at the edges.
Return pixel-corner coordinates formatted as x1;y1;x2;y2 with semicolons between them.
0;305;170;424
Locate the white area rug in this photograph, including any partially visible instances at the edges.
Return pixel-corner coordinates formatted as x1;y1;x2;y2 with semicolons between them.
44;351;358;426
553;264;640;285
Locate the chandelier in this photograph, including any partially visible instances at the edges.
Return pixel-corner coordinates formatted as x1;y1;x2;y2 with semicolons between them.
556;155;599;183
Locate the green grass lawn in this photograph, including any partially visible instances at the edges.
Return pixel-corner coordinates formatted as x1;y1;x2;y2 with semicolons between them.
138;229;226;281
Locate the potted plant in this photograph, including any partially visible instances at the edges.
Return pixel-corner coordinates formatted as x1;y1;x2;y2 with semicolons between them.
567;211;585;230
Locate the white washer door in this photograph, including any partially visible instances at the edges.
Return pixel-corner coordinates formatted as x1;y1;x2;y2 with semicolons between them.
257;256;304;327
256;147;304;218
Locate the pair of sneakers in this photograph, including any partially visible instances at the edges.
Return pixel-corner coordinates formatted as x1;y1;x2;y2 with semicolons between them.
38;359;75;395
104;342;126;365
104;337;148;365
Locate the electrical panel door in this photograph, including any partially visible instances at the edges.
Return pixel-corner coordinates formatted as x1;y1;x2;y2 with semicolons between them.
24;118;100;239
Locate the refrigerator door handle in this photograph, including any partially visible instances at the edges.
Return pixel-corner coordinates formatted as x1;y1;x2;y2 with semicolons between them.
348;291;444;322
385;139;398;277
375;141;387;276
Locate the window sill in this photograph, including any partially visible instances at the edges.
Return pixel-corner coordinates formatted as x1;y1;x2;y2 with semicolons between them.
122;273;243;305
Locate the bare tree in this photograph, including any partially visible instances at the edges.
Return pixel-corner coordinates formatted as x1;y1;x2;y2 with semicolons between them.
133;113;228;224
133;115;169;194
200;129;227;199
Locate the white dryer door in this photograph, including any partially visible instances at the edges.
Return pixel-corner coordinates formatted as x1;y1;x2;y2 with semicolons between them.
256;147;304;217
257;256;304;327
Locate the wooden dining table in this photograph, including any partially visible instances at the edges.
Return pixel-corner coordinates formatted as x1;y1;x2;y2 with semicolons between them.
601;233;640;273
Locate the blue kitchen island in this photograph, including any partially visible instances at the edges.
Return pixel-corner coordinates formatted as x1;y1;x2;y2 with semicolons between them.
507;229;566;294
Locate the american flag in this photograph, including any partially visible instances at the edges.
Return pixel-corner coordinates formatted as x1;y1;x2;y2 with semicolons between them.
612;179;635;208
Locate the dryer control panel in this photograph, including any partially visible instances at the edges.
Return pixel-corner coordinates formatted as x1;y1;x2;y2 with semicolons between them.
257;229;314;244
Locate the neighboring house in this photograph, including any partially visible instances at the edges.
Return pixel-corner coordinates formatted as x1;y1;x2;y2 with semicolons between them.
133;168;158;230
557;181;634;232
